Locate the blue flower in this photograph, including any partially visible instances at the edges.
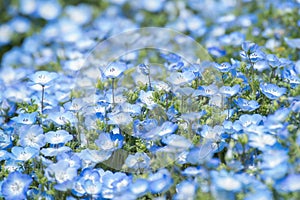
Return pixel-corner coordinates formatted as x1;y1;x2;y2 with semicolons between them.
133;118;158;137
260;83;286;99
11;146;39;161
167;71;195;85
174;180;197;200
11;112;37;125
142;121;178;140
47;110;77;126
139;90;157;109
219;84;240;97
148;169;173;194
193;84;218;97
101;62;127;79
107;111;133;126
95;132;123;152
130;179;149;197
101;171;131;198
234;98;260;111
28;71;58;86
45;130;73;145
0;150;11;161
275;174;300;193
45;160;77;191
1;171;32;200
36;0;62;20
56;152;81;170
0;130;12;149
19;125;45;148
124;152;151;171
284;37;300;49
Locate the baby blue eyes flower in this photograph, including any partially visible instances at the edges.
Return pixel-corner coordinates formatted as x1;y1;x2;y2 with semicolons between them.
11;146;39;161
95;132;123;152
167;71;195;85
45;130;73;145
11;112;37;125
148;169;173;194
101;62;127;79
125;152;151;171
174;180;197;200
19;125;45;148
220;84;240;97
139;90;157;109
214;62;235;73
260;83;287;100
284;37;300;49
1;171;32;200
234;98;260;112
275;174;300;193
28;71;58;86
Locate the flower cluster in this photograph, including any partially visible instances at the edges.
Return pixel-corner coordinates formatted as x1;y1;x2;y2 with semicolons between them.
1;0;300;200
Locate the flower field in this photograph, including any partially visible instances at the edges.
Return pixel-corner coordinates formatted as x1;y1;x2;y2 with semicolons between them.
0;0;300;199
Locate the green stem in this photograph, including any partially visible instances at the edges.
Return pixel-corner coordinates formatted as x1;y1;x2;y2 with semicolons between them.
112;78;115;107
41;85;45;114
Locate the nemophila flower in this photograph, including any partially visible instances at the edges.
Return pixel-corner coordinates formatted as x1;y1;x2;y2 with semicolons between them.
275;174;300;193
28;71;58;87
219;31;245;47
1;171;32;200
253;60;269;72
45;130;73;145
152;81;171;92
124;152;151;171
208;46;226;58
0;130;12;149
142;121;178;140
133;118;158;137
266;54;280;68
214;62;235;73
11;112;37;125
174;180;197;200
47;110;77;125
101;171;131;198
101;62;127;79
77;149;112;168
193;84;218;97
233;114;263;132
107;111;133;126
19;125;45;148
117;102;141;116
186;141;218;164
41;146;72;157
160;52;181;63
167;71;195;85
64;98;85;112
200;125;224;141
247;126;276;151
162;134;193;151
139;90;157;109
65;4;92;25
264;108;290;132
219;84;240;97
148;169;173;194
9;17;31;34
138;0;166;12
129;179;149;197
11;146;39;161
0;150;11;161
240;41;265;62
45;160;77;191
260;83;286;100
284;37;300;49
234;98;260;112
56;152;81;170
260;149;289;180
95;132;123;152
138;63;150;75
72;168;103;197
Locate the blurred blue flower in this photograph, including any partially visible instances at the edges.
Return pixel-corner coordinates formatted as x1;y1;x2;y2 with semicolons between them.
193;84;218;97
36;0;61;20
234;98;260;112
220;84;240;97
65;4;92;25
275;174;300;193
167;71;195;86
101;171;131;198
47;110;77;126
107;111;133;126
125;152;151;171
174;180;197;200
45;130;73;145
139;90;157;109
0;150;11;161
284;37;300;49
95;132;123;152
1;171;32;200
19;125;45;148
148;169;173;194
260;83;286;100
130;179;149;197
0;130;12;149
56;152;81;170
28;71;58;87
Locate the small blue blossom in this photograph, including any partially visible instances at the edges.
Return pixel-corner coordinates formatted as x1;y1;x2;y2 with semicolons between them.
45;130;73;145
95;132;123;152
125;152;151;171
11;112;37;125
11;146;39;161
19;125;45;148
130;179;149;197
214;62;235;73
167;71;195;85
219;84;240;97
1;171;32;200
174;180;197;200
148;169;173;194
260;83;287;100
101;62;127;79
28;71;58;86
234;98;260;111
